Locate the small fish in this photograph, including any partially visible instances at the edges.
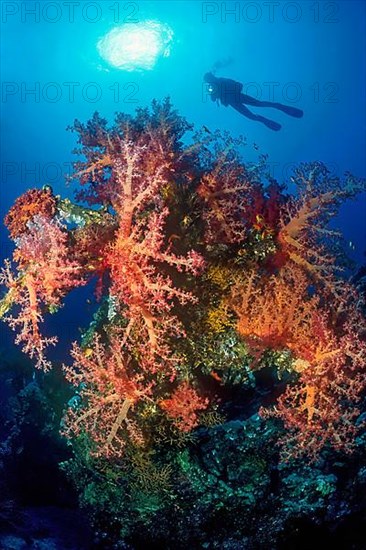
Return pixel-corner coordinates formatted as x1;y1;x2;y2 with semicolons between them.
349;241;356;251
253;214;264;231
67;394;82;409
168;233;181;243
210;370;223;383
253;143;259;150
84;348;93;358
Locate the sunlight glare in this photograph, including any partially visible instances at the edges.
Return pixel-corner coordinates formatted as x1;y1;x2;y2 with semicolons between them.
97;21;174;71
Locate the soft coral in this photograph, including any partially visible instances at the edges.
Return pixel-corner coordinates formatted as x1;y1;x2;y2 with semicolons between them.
1;215;85;369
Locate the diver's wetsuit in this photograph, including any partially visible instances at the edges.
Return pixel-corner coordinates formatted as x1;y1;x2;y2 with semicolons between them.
204;73;303;131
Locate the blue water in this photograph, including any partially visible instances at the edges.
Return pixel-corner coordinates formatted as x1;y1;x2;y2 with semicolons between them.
1;0;365;357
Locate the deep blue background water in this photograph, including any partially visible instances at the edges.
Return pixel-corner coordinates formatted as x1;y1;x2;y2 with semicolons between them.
1;0;365;361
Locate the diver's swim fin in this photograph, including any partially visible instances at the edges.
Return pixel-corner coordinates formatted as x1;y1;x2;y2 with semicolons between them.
275;104;304;118
264;119;282;131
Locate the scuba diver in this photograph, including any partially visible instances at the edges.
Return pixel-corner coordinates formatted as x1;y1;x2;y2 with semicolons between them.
204;72;303;131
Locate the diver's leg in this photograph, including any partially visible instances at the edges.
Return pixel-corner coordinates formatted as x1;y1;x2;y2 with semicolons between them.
231;102;281;131
240;94;303;118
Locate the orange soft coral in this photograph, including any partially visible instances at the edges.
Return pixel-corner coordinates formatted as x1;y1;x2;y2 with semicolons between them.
196;138;254;245
261;311;366;462
276;163;366;295
90;135;204;379
230;264;319;363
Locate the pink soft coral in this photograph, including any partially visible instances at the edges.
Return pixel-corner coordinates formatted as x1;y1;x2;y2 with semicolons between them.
62;335;153;457
1;215;84;370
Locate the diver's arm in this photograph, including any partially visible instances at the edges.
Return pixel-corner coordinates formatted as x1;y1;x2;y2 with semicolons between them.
209;91;220;106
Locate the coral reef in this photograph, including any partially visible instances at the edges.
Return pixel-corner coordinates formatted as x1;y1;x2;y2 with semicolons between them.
1;99;365;547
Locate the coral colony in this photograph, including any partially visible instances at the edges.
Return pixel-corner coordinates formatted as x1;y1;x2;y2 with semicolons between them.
1;100;366;528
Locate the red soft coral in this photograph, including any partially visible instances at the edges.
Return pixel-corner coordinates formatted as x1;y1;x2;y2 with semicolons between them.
159;382;209;432
4;187;57;239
